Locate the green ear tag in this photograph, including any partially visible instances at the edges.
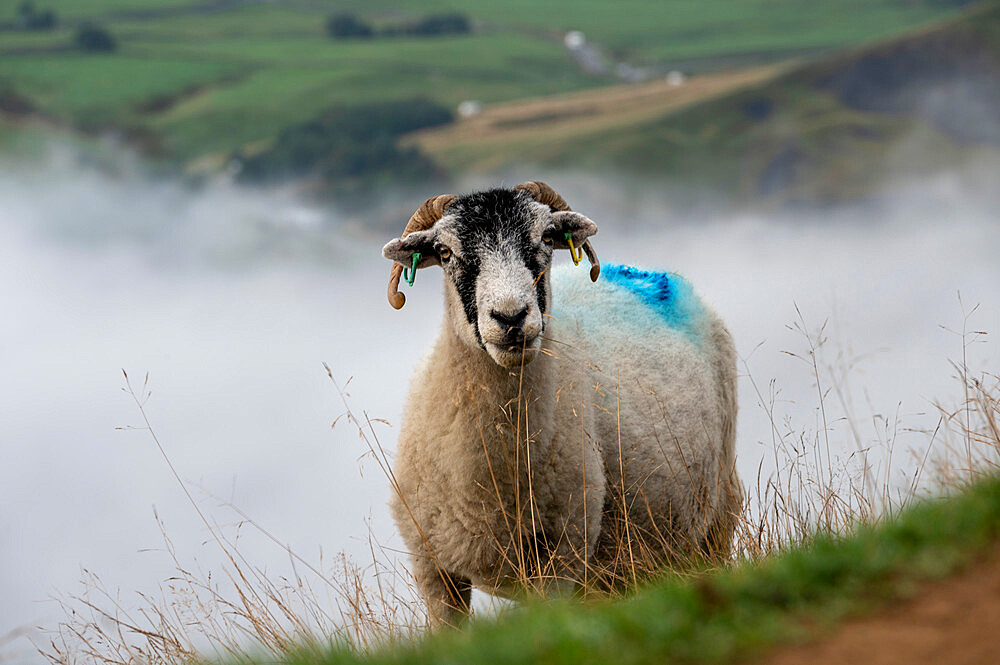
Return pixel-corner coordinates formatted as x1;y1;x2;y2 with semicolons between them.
403;252;421;286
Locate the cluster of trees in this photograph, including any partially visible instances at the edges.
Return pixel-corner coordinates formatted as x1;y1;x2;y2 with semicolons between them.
326;12;470;40
12;2;116;53
236;100;453;195
325;13;373;39
14;1;56;30
75;23;116;52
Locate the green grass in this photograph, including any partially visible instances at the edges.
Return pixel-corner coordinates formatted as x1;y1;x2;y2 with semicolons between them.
424;2;1000;207
0;55;239;121
296;0;970;64
0;0;199;20
110;4;325;40
0;114;69;154
431;0;965;63
274;474;1000;665
0;0;973;169
140;33;592;159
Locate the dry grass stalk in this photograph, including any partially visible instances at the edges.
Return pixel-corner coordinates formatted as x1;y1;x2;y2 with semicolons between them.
39;313;998;664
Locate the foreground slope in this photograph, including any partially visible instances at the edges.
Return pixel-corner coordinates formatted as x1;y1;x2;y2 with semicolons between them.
764;544;1000;665
271;475;1000;665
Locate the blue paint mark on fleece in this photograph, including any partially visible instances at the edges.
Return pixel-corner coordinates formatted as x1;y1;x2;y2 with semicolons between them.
602;264;704;340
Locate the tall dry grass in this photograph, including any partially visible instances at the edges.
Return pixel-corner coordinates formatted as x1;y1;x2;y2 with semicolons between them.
38;311;999;665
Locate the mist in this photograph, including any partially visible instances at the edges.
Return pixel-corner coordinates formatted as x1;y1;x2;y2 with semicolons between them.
1;145;998;660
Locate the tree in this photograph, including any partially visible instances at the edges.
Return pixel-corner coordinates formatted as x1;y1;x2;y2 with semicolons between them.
326;13;373;39
236;99;453;194
75;23;116;52
407;13;470;36
16;1;57;30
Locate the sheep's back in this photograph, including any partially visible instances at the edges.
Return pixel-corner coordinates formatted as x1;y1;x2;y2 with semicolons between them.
549;262;735;548
550;262;712;356
549;262;724;436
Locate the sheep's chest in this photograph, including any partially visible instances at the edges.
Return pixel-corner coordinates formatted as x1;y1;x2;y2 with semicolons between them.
394;429;553;588
430;461;542;588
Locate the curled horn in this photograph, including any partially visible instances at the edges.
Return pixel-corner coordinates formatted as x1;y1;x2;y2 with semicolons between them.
582;240;600;282
515;180;600;282
514;180;571;212
387;194;457;309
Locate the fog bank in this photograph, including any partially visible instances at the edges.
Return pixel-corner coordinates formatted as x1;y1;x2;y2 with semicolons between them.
1;149;997;660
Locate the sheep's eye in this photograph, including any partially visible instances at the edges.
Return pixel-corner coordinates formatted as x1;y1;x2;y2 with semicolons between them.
542;231;554;246
438;245;452;261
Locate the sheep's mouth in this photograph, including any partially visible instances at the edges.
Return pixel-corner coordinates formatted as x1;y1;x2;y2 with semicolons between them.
484;335;541;368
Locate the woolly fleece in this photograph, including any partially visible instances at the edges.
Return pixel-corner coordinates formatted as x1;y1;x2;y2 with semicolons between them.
390;261;740;625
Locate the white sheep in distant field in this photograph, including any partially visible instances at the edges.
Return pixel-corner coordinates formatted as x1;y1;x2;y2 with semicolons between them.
381;181;741;625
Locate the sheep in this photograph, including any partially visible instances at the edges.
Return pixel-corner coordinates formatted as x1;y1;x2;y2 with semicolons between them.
381;181;741;626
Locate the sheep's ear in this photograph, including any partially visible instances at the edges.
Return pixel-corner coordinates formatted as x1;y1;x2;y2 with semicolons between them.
550;211;598;249
381;229;441;268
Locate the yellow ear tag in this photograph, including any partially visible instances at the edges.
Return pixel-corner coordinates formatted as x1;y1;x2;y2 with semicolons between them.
564;233;583;266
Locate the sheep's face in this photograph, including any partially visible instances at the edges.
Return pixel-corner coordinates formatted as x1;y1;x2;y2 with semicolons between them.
383;188;598;369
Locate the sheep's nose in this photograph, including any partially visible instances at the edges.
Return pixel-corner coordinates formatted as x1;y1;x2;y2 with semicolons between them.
491;306;529;331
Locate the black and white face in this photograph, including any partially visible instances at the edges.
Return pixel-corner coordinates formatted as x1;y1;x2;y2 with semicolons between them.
383;188;598;368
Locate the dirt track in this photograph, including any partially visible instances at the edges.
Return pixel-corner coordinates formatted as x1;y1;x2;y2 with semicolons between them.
762;545;1000;665
404;65;783;168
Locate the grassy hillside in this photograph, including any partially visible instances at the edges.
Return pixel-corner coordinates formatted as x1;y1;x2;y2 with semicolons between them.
262;474;1000;665
413;2;1000;206
0;0;975;175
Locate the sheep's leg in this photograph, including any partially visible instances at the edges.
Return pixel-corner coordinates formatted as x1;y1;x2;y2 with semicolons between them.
413;556;472;627
701;468;743;560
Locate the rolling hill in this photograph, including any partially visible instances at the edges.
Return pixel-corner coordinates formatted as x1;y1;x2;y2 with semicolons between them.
408;2;1000;207
0;0;980;184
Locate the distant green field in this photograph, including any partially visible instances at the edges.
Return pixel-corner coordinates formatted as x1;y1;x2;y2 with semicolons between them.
0;0;974;170
420;3;1000;207
0;0;198;19
0;55;237;120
